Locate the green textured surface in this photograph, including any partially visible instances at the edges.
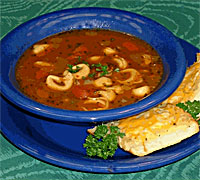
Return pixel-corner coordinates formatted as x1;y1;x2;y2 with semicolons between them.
0;0;200;179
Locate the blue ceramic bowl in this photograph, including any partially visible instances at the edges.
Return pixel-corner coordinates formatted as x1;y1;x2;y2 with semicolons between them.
0;7;187;124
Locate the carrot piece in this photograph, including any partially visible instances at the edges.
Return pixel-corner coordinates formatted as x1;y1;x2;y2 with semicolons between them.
72;85;89;99
71;85;96;99
35;70;48;79
122;42;139;51
68;45;88;59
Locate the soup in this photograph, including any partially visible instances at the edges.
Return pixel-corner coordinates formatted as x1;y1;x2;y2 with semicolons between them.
15;29;163;111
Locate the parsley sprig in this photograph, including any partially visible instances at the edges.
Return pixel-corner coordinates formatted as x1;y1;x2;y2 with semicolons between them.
176;100;200;124
83;125;125;159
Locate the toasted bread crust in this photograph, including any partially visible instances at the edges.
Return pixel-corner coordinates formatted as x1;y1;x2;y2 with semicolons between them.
117;104;199;156
162;53;200;104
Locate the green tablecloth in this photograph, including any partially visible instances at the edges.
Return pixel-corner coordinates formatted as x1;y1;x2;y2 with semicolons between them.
0;0;199;179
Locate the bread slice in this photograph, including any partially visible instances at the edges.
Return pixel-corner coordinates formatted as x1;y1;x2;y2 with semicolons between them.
117;104;199;156
162;53;200;104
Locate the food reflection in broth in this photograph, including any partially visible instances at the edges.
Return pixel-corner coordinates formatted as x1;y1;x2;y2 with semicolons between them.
15;29;163;111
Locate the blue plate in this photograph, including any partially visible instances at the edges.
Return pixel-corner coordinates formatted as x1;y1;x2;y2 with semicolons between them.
0;7;199;173
0;38;199;173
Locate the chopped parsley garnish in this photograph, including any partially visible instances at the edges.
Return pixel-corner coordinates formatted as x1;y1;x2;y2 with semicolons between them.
95;68;102;72
82;60;89;66
67;62;119;78
91;63;109;77
114;68;120;72
88;72;96;78
67;64;81;73
83;125;125;159
176;100;200;124
77;56;82;62
110;38;115;41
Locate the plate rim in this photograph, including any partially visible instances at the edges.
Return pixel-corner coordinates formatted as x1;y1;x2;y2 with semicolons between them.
1;35;200;172
0;130;199;174
0;7;200;173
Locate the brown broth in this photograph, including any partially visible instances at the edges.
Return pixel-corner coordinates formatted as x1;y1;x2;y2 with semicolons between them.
15;29;163;111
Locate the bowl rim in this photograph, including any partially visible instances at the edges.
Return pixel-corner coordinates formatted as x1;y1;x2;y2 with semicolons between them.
0;7;187;123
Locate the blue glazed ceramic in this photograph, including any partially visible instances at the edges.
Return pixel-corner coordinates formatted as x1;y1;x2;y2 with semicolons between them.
1;95;199;173
1;7;187;123
0;39;199;173
1;7;199;173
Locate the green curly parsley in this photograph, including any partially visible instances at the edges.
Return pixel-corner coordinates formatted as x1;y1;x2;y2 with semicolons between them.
67;64;81;73
176;100;200;124
83;125;125;159
91;63;109;77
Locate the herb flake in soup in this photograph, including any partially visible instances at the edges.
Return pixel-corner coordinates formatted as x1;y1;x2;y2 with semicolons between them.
15;29;163;111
